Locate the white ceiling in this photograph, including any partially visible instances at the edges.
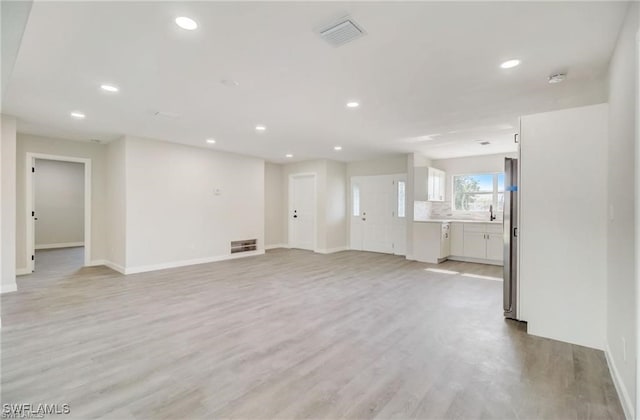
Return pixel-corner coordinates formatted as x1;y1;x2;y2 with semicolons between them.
2;1;628;162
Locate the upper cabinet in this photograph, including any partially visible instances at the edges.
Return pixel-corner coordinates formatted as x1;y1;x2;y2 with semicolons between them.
427;167;446;202
413;166;446;202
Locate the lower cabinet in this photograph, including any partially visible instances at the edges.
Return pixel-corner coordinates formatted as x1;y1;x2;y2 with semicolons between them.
451;223;504;265
463;231;487;259
486;233;503;261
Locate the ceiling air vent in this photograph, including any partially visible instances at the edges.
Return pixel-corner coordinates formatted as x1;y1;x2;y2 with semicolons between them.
318;18;365;47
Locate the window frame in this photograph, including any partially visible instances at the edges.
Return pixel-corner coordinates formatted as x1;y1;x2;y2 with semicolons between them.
451;171;505;213
397;180;406;218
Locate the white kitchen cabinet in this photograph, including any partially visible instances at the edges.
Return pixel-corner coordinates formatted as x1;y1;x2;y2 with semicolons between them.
463;231;487;259
486;233;503;260
453;223;505;264
450;222;464;255
427;167;445;202
412;222;450;263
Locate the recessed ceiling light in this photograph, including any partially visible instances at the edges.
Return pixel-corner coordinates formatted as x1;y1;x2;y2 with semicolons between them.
175;16;198;30
500;59;521;69
334;146;342;151
70;111;85;119
255;125;266;131
206;138;216;144
346;101;360;108
548;73;567;84
285;154;293;158
100;84;119;93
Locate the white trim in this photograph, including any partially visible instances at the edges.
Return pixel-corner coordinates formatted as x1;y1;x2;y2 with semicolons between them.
605;344;634;420
315;246;348;254
35;242;84;250
0;283;17;294
288;172;317;252
26;153;92;271
103;261;126;274
447;255;503;266
121;250;265;275
16;267;31;276
265;243;287;250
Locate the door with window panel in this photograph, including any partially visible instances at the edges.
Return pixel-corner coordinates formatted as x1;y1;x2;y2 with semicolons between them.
350;174;406;255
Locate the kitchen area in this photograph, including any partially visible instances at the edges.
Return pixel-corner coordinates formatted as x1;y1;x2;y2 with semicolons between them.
409;153;516;267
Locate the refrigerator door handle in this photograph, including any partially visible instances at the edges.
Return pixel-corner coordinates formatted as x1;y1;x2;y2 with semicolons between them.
513;227;518;237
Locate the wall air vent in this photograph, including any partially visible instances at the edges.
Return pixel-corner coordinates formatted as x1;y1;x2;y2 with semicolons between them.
231;239;257;254
318;17;366;47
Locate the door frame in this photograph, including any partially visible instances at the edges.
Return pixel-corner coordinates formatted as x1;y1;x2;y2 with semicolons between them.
25;153;92;272
349;173;407;254
288;172;317;252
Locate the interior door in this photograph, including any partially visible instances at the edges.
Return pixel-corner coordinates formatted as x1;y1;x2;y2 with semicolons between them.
289;174;315;250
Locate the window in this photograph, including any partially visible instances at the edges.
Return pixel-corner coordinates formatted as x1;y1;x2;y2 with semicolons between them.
352;185;360;216
397;181;406;218
453;173;505;212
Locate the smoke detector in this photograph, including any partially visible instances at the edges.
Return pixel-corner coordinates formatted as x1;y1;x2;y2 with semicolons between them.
318;17;366;47
548;73;567;84
153;110;181;119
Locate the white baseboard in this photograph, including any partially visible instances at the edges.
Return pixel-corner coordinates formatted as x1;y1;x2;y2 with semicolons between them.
122;250;266;275
265;243;287;250
447;255;503;266
1;283;18;294
35;242;84;250
605;344;634;420
315;246;348;254
16;267;31;276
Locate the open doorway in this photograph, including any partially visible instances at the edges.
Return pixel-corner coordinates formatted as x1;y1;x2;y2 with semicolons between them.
25;153;91;275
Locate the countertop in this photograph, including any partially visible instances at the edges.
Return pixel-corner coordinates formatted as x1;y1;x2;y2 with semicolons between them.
414;219;503;225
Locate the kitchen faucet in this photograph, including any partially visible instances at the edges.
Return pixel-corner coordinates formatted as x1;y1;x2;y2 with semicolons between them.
489;205;496;221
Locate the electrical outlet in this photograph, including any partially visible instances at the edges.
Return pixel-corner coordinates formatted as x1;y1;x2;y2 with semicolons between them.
622;337;626;362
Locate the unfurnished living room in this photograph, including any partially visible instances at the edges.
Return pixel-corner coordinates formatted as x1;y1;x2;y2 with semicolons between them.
0;1;638;419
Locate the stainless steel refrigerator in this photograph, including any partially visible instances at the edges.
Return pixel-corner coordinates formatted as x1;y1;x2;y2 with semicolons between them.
503;157;518;319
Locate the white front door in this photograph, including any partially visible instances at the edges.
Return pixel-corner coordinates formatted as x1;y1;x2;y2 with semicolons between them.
289;174;316;251
350;174;407;255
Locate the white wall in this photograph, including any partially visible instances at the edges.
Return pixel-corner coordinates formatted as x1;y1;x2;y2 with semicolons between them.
1;115;17;293
519;103;608;351
346;155;407;178
326;160;347;250
122;136;265;272
265;162;285;247
15;133;108;270
106;137;127;269
606;3;638;418
34;159;84;248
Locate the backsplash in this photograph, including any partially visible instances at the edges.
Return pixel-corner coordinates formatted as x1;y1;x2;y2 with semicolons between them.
415;200;503;222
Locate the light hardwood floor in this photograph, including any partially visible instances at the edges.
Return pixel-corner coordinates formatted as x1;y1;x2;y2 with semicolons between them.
2;248;624;419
